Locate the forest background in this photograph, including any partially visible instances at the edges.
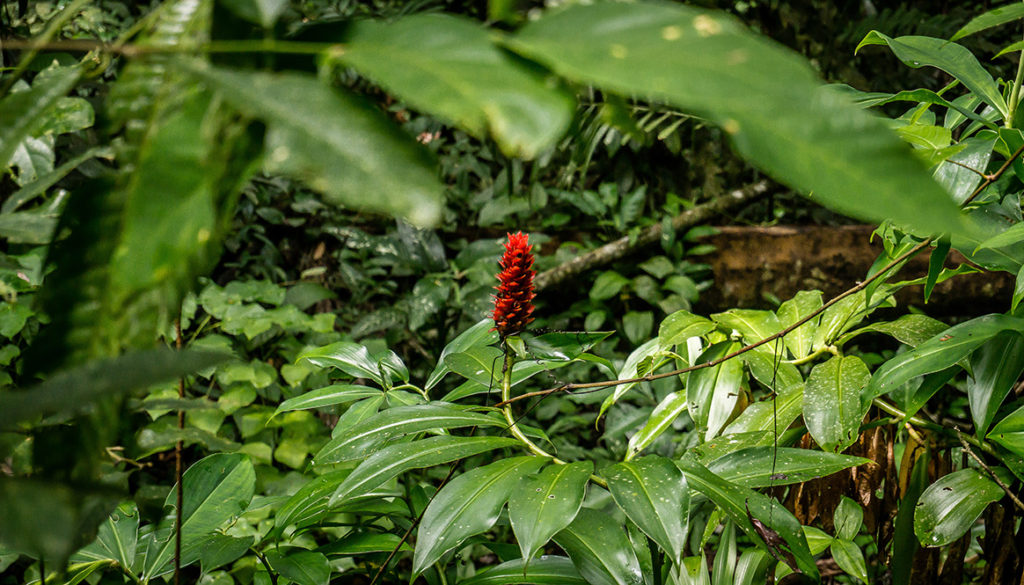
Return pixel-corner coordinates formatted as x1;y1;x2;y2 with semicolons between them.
3;1;1024;584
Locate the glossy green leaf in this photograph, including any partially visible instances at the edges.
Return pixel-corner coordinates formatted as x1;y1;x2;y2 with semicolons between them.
459;556;588;585
813;290;888;350
708;447;871;488
182;64;443;226
976;222;1024;252
273;469;350;535
914;467;1010;547
297;341;383;385
856;32;1007;119
687;342;744;440
934;136;996;205
605;456;689;565
0;65;80;169
509;460;591;564
273;384;380;417
777;291;822;359
426;319;498;390
414;456;549;575
331;395;385;438
867;314;1024;399
834;496;863;541
848;314;949;348
142;454;256;578
803;356;871;452
626;390;688;460
314;404;505;464
198;534;253;573
969;331;1024;436
318;532;412;555
265;549;331;585
69;501;139;570
676;455;818;579
830;538;868;584
0;349;229;427
659;310;717;349
710;309;782;348
527;330;614;361
733;549;772;585
689;432;771;465
988;403;1024;455
512;3;983;241
599;338;667;419
329;436;518;505
341;14;573;158
952;3;1024;41
553;508;644;585
722;380;803;437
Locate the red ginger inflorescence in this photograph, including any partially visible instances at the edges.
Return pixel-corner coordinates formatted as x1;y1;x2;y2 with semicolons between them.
492;232;536;339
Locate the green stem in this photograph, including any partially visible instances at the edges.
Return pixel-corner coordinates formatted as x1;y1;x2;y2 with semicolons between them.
1007;25;1024;127
783;345;838;365
872;398;997;457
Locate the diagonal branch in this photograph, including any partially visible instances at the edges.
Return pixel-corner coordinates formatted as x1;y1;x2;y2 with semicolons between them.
534;180;772;291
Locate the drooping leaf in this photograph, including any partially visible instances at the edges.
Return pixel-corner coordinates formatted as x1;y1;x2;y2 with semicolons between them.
340;13;573;158
867;314;1024;399
511;3;984;241
509;461;592;564
914;467;1010;547
273;384;381;417
777;291;822;359
604;456;689;565
328;436;519;505
181;63;444;226
553;508;644;585
968;331;1024;436
459;556;588;585
599;338;665;419
413;457;549;575
658;310;717;349
314;404;506;464
710;309;782;349
265;548;331;585
803;356;871;452
856;32;1008;120
686;341;744;440
708;447;871;487
626;390;688;460
676;455;818;579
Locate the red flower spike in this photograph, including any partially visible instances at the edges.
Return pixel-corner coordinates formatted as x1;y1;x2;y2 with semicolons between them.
492;232;536;339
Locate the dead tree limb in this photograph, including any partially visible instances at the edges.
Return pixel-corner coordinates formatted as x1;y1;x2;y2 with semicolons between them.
534;179;772;291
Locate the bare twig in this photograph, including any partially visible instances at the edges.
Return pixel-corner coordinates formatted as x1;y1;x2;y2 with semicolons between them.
956;429;1024;513
533;180;772;291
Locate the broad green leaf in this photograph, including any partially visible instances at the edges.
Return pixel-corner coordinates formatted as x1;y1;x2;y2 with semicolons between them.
813;290;885;350
273;469;350;535
831;538;868;584
867;314;1024;399
777;291;822;359
686;342;743;439
733;549;772;585
265;549;330;585
198;534;253;573
688;432;771;465
526;330;614;360
975;222;1024;252
318;532;411;555
297;342;383;385
0;65;80;169
315;404;506;464
329;436;519;505
0;349;229;427
712;521;737;585
604;456;689;565
802;526;834;556
512;3;983;241
426;319;498;390
626;390;688;460
676;455;817;579
856;32;1008;119
445;346;505;387
710;309;782;348
69;501;139;570
914;467;1010;547
413;457;548;575
623;311;654;345
0;210;56;244
934;136;995;204
331;395;385;438
553;508;643;585
708;447;871;487
459;556;588;585
804;356;871;452
901;367;959;423
142;454;256;578
273;384;380;417
509;461;592;564
988;403;1024;456
599;338;665;418
832;84;995;128
722;381;803;437
658;310;716;349
846;314;948;348
833;496;863;542
182;64;443;226
952;3;1024;41
341;14;573;158
969;331;1024;436
591;271;630;301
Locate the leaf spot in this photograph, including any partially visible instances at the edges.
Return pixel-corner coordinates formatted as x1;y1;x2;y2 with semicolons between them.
693;15;722;37
661;25;682;41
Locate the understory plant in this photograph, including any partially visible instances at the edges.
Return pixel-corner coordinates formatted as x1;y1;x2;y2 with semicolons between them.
4;1;1024;585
